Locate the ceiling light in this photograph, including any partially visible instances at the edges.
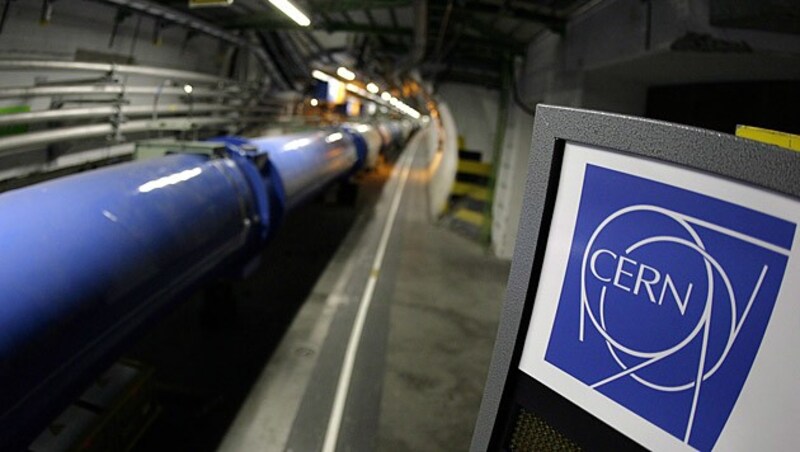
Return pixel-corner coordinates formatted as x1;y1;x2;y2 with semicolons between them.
380;91;392;101
366;82;379;94
183;84;193;94
336;66;356;81
268;0;311;27
312;69;334;82
310;98;319;106
189;0;234;7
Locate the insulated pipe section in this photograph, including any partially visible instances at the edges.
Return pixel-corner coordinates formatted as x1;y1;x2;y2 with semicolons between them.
0;153;260;450
213;129;358;211
342;123;382;171
258;130;357;209
385;121;405;151
376;123;394;152
374;120;418;153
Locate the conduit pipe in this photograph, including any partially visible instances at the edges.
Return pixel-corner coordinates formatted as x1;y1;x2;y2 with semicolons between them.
0;117;235;154
0;104;236;126
396;0;427;74
0;60;229;85
0;84;242;99
94;0;292;90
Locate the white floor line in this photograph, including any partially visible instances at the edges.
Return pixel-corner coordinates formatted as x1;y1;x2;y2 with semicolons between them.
321;145;418;452
216;244;359;452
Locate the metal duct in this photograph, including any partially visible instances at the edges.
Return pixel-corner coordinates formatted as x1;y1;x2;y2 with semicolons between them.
397;0;428;74
97;0;249;47
94;0;291;90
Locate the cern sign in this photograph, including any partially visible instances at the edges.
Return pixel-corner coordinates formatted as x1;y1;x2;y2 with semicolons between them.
544;164;795;450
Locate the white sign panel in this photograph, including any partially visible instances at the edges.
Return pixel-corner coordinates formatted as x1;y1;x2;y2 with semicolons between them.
519;142;800;451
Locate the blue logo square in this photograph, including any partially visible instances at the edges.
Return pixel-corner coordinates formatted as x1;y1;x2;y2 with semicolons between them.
546;165;795;451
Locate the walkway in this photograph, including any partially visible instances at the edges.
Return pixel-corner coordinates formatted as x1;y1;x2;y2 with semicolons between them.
217;130;511;452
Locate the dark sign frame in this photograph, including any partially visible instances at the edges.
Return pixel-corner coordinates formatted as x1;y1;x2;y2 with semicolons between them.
471;105;800;451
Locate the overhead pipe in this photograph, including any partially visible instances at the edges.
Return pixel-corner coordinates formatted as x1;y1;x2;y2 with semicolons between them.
0;59;229;85
255;31;296;90
94;0;291;90
433;0;454;63
280;31;313;81
245;29;292;92
0;117;236;155
396;0;427;75
0;84;243;100
0;0;13;35
0;103;236;127
95;0;239;42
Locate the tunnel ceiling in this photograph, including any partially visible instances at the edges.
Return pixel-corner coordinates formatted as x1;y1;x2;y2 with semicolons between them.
151;0;598;90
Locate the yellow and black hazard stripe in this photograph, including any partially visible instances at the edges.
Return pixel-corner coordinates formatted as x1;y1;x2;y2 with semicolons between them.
736;125;799;152
447;149;492;236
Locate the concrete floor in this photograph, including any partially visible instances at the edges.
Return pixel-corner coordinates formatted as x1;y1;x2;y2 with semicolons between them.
218;133;510;451
127;132;510;451
376;152;510;451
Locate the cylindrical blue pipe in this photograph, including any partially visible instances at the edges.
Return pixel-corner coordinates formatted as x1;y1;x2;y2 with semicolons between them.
387;121;404;147
0;153;257;449
342;125;370;172
342;123;381;170
249;129;358;209
0;153;255;350
0;120;413;449
213;129;358;211
376;123;393;152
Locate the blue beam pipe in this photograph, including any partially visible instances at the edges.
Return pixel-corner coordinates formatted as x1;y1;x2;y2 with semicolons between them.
0;152;266;449
0;120;414;449
211;129;358;211
342;123;382;171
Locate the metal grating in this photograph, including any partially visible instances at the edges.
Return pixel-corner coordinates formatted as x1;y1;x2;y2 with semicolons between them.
508;406;581;452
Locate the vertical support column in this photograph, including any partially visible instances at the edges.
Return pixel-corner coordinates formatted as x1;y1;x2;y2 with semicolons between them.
481;54;511;242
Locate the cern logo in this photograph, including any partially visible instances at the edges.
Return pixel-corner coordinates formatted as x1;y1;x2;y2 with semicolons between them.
545;165;794;451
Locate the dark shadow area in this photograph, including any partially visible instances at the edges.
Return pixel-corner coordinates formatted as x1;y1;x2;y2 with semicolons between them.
646;81;800;135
